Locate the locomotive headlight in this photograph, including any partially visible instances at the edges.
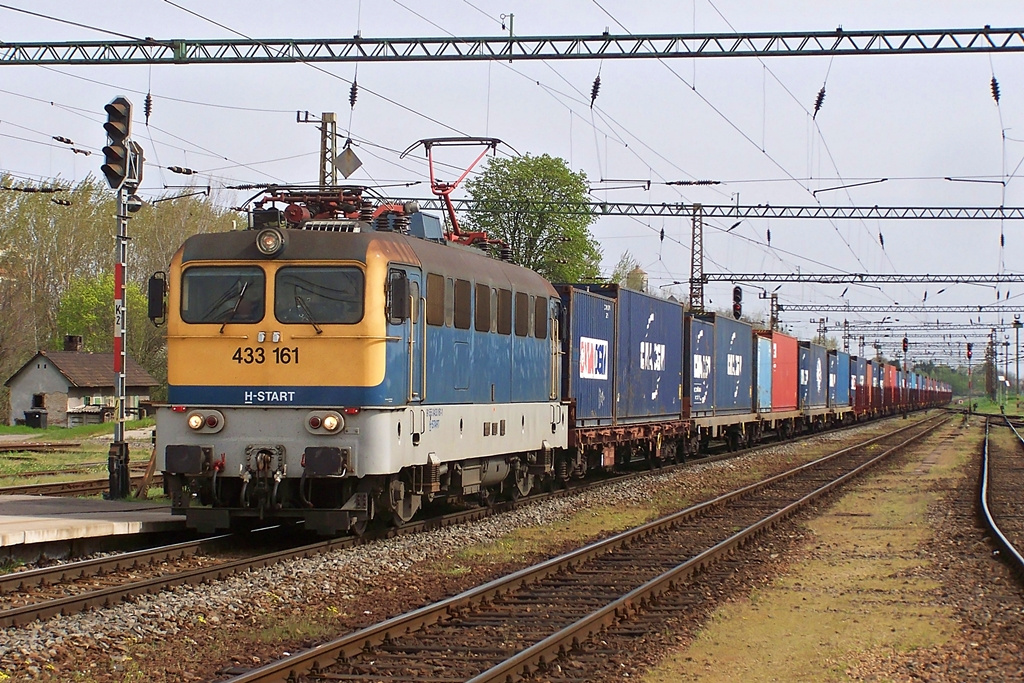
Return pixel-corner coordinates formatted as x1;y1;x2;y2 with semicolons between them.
255;227;285;257
322;414;340;432
185;409;225;433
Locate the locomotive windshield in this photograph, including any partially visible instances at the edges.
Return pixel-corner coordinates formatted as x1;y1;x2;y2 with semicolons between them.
181;266;265;323
275;266;364;324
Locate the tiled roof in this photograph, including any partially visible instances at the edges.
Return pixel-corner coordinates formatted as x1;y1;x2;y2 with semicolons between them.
5;351;158;388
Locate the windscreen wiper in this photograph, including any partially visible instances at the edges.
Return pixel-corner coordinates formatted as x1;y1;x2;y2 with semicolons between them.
219;281;249;334
294;296;323;334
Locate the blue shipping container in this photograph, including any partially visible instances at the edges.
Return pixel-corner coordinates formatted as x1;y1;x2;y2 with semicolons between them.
831;350;851;407
684;314;714;417
756;335;772;412
827;352;838;406
556;285;615;427
612;288;683;422
799;342;828;409
699;313;753;415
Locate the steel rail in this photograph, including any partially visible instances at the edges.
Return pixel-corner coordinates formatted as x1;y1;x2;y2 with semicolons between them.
980;418;1024;577
0;474;162;497
0;535;228;595
223;414;946;683
2;28;1023;66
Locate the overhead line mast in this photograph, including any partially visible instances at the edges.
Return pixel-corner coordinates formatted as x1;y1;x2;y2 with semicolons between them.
1;27;1023;65
385;199;1024;220
779;304;1024;313
705;273;1024;284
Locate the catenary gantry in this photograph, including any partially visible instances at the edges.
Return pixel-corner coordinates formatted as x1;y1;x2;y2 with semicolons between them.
1;27;1023;65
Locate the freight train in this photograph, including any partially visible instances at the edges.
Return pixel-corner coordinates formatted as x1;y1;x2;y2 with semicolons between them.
148;185;951;534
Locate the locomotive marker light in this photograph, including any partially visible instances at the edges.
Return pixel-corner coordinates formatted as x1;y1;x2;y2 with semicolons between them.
102;96;145;500
255;227;286;257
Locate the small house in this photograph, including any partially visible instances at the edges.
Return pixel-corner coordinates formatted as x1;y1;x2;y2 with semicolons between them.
4;336;159;427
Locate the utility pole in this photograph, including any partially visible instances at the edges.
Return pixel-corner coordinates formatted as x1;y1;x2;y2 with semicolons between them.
1014;315;1022;399
100;96;144;500
1004;337;1011;408
688;204;704;313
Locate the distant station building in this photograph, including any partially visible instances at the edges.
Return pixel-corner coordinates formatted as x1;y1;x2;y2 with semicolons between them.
4;335;158;428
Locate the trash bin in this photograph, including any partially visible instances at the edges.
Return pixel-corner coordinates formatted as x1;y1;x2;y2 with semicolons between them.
24;409;47;429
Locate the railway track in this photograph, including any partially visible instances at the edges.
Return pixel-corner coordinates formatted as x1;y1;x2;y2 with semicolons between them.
0;442;82;454
0;468;634;628
221;413;949;683
0;473;162;497
0;413;936;634
980;417;1024;580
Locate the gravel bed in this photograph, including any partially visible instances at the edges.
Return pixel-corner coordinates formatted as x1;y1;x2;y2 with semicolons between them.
0;424;884;681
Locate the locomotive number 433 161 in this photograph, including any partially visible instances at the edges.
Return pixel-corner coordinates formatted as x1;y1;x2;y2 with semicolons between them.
232;347;300;364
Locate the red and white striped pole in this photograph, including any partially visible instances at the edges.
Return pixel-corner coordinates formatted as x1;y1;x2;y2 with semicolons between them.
109;185;130;499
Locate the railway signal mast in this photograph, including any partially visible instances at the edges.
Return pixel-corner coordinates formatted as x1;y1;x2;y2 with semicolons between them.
101;96;145;500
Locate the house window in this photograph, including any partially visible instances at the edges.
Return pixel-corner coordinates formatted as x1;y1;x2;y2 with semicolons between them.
32;394;45;408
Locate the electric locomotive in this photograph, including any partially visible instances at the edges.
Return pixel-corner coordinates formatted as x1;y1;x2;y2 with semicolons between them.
150;186;568;534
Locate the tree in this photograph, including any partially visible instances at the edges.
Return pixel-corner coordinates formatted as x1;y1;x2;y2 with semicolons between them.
55;272;167;397
609;251;646;291
0;174;238;414
461;154;602;282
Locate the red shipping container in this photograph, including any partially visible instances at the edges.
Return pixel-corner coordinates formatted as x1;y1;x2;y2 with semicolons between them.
884;363;898;407
757;330;798;412
867;361;881;410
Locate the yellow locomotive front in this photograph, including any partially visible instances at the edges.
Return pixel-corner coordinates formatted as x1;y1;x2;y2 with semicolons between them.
154;195;426;533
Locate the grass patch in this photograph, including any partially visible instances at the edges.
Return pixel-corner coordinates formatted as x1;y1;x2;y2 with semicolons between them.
0;418;153;440
252;609;339;644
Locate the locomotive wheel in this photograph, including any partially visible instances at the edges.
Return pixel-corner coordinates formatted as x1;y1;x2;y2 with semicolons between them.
385;475;421;527
511;469;534;501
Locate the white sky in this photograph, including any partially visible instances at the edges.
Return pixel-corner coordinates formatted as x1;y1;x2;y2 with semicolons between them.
1;1;1022;356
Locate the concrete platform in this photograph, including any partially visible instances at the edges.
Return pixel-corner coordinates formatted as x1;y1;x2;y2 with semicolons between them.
0;494;185;548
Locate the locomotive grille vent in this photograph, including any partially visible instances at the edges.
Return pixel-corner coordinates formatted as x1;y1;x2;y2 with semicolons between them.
299;220;362;232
